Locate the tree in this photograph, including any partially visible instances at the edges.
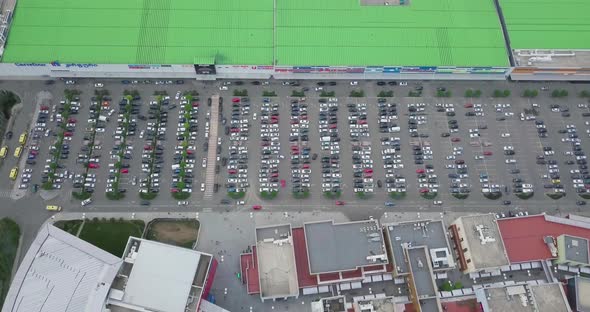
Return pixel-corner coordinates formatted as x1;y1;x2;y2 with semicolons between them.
465;89;473;97
552;90;560;97
440;281;453;291
580;90;590;98
503;89;511;97
473;90;482;98
560;89;568;97
493;89;502;98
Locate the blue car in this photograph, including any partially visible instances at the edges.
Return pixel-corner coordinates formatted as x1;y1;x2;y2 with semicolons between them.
385;201;395;207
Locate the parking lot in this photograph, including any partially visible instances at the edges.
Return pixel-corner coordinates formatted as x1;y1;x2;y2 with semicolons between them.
1;79;590;214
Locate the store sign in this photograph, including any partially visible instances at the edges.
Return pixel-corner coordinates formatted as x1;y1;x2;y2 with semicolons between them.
15;63;47;67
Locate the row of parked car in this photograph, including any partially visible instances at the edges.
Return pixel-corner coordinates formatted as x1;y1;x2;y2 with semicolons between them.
289;98;311;195
348;102;373;194
319;99;341;194
171;95;199;195
258;100;280;193
226;97;250;195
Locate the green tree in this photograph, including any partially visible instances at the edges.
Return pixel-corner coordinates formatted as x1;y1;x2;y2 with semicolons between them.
465;89;473;97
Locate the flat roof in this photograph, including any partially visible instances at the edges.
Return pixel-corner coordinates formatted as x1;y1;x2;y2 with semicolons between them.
304;220;387;274
354;296;396;312
498;214;590;263
563;235;589;264
385;220;451;274
512;49;590;68
1;224;122;312
255;225;299;299
498;0;590;50
574;276;590;312
407;247;436;298
3;0;509;67
458;214;509;270
292;227;318;287
116;238;208;312
477;283;570;312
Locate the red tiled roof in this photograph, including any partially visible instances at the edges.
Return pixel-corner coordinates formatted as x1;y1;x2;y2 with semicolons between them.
441;299;483;312
498;215;590;263
341;268;363;279
292;228;318;287
319;272;341;282
240;248;260;294
364;264;385;272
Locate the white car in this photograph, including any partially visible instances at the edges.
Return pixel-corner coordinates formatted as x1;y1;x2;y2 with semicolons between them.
177;201;189;206
219;86;228;91
202;158;207;168
350;81;358;86
501;133;511;138
81;199;92;206
433;201;443;205
399;81;408;86
200;183;205;192
94;83;104;88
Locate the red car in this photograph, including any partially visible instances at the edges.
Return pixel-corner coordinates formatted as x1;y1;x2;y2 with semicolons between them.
335;201;345;205
68;118;77;123
464;103;473;108
358;119;367;125
416;169;425;174
64;132;73;137
419;188;429;193
192;102;199;107
364;168;373;174
455;159;465;164
228;169;237;174
451;138;461;142
171;188;179;193
271;172;279;177
270;119;278;124
40;105;49;110
144;145;152;150
329;124;337;129
252;205;262;210
483;151;493;156
280;179;286;188
290;120;299;125
120;168;129;173
290;145;299;150
88;163;99;169
186;149;194;154
302;164;310;169
232;98;240;103
230;128;240;133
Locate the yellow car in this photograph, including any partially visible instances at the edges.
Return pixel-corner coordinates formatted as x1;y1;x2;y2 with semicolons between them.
9;167;18;180
18;132;27;145
13;146;22;158
46;205;62;212
0;146;7;158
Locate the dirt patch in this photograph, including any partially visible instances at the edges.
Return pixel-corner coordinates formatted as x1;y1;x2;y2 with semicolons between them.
146;220;199;248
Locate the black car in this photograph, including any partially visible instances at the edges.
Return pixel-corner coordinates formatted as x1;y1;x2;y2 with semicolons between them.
5;131;12;139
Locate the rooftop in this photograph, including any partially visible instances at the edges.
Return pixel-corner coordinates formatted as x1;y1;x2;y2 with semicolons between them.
384;220;452;275
255;224;299;299
304;220;387;274
562;235;589;264
1;224;123;312
407;247;437;298
476;283;570;312
512;49;590;68
573;276;590;312
498;214;590;263
3;0;509;66
107;238;212;312
456;214;509;270
353;296;397;312
498;0;590;51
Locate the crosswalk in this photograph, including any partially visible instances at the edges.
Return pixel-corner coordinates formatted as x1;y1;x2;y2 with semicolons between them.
0;190;12;198
204;95;220;200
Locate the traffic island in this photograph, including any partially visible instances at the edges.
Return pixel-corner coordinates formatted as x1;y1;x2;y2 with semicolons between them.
452;193;469;199
546;192;565;200
483;192;502;200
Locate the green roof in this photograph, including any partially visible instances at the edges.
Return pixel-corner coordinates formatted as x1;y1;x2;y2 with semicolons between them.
3;0;509;67
498;0;590;50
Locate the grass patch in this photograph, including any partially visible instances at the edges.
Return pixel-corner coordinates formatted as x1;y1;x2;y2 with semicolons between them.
260;190;278;200
349;90;365;97
408;90;422;97
0;218;20;307
53;220;83;235
106;191;125;200
323;191;342;199
291;90;305;97
320;90;336;97
389;191;406;200
452;193;469;199
172;192;191;200
421;192;438;200
377;91;393;97
484;192;502;200
551;89;568;98
79;219;145;257
492;89;511;98
436;90;452;97
579;193;590;200
515;192;534;200
228;191;246;199
145;219;200;249
465;89;481;98
140;192;158;200
522;89;538;98
547;193;566;200
263;90;277;97
72;191;92;200
233;89;248;97
293;190;310;199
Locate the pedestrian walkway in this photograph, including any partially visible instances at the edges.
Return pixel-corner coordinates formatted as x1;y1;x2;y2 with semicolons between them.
0;190;12;198
204;95;220;200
